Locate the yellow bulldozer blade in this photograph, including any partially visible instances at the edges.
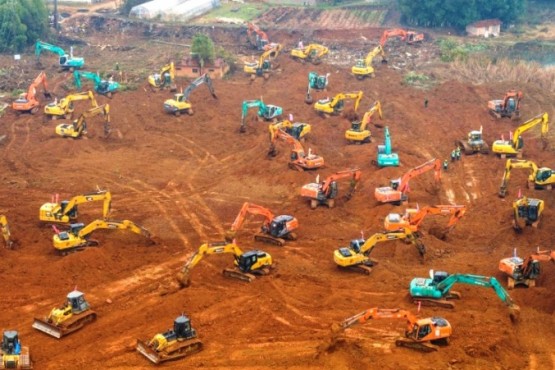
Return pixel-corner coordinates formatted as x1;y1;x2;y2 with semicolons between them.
32;318;63;339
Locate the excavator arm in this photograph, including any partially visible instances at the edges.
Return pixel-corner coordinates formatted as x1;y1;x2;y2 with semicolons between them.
387;205;466;234
36;40;84;70
12;71;51;113
315;91;363;115
40;190;112;223
183;74;217;101
55;103;111;138
498;159;539;197
397;158;442;194
246;22;270;50
511;112;549;149
321;168;362;198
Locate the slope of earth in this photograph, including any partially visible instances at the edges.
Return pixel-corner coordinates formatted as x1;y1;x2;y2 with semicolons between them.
0;18;554;370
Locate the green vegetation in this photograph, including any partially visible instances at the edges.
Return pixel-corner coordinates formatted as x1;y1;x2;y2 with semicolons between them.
0;0;48;52
353;10;387;25
198;2;269;22
437;38;489;62
191;34;215;68
398;0;526;30
402;71;432;88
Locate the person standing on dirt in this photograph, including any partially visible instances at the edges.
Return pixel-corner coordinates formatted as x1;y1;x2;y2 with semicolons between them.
443;159;449;171
455;146;461;160
298;41;304;49
451;150;456;162
424;98;429;108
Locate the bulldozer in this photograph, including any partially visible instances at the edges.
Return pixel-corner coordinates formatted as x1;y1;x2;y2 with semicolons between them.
290;43;329;65
498;159;555;198
488;90;523;120
492;112;549;158
0;331;32;369
136;315;203;364
456;127;489;155
148;62;177;92
336;307;452;352
409;270;520;322
32;290;96;338
39;189;112;224
345;101;382;144
512;194;543;232
240;99;283;133
44;90;97;120
12;71;51;115
55;104;111;139
314;91;363;116
164;73;217;116
176;241;273;287
333;228;425;275
268;127;324;171
499;248;555;289
52;218;152;255
300;168;361;209
224;202;298;246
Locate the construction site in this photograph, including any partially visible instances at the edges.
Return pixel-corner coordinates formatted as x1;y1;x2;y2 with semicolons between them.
0;1;554;369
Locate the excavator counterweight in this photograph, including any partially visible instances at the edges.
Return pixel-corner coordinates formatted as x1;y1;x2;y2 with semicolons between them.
499;248;555;289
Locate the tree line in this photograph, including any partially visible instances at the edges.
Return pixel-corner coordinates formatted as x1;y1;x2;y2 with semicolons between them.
0;0;48;52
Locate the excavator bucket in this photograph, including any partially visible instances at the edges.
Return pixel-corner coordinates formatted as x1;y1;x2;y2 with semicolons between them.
509;304;520;323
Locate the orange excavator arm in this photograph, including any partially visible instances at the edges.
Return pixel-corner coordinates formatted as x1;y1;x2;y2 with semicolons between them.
321;169;362;197
379;29;408;47
226;202;275;240
341;307;417;332
270;128;305;156
398;158;442;194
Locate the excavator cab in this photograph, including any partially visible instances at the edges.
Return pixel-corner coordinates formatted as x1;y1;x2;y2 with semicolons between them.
407;317;450;341
237;250;267;273
2;331;20;355
67;291;90;315
267;215;296;238
349;238;365;254
431;271;449;285
468;131;483;145
536;168;554;182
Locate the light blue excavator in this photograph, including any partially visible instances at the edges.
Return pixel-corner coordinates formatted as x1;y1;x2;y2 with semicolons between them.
305;72;330;104
240;99;283;133
74;71;119;97
376;126;399;167
35;40;85;70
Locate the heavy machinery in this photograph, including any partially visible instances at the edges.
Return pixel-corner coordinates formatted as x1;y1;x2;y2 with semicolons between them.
492;112;549;158
240;99;283;133
290;44;329;64
44;90;98;120
375;126;400;167
12;71;51;114
175;241;273;287
268;128;324;171
73;71;119;97
512;195;544;231
409;270;520;321
488;90;523;120
333;229;425;274
225;202;298;246
456;127;489;155
314;91;363;116
499;248;555;288
351;45;385;80
0;215;15;249
245;22;273;51
300;168;361;209
32;290;96;338
384;205;466;238
148;62;177;92
52;218;151;254
164;73;217;116
243;45;282;79
0;331;32;369
338;307;451;352
374;158;442;205
39;190;112;224
379;28;424;63
344;101;382;144
35;40;85;70
55;104;111;138
269;119;311;141
137;315;203;364
498;159;555;197
305;72;330;104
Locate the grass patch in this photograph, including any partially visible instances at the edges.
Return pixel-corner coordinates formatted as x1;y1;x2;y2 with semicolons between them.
402;71;433;88
198;2;270;22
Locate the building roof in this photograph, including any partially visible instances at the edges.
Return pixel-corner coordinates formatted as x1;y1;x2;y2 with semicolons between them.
467;19;502;28
179;57;227;68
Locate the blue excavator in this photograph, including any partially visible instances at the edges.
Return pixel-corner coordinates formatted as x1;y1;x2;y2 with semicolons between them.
305;72;330;104
409;270;520;322
240;99;283;133
375;126;399;167
74;71;119;97
35;40;85;70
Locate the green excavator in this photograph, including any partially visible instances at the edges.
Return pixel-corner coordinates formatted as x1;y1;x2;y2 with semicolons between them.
74;71;119;97
240;99;283;133
35;40;85;70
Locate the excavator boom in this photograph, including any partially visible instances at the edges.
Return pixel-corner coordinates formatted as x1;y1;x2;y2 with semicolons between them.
148;62;177;91
243;44;282;78
55;104;111;138
44;90;98;119
498;158;555;197
269;128;324;171
384;204;466;237
40;190;112;224
492;112;549;157
345;101;382;143
73;71;119;97
240;99;283;132
35;40;85;69
291;44;329;64
164;73;217;116
314;91;363;116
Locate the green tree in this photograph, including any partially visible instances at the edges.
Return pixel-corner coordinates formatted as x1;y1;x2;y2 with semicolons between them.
0;0;48;52
191;33;215;69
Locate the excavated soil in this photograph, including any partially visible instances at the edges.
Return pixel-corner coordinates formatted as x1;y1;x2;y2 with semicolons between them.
0;13;554;370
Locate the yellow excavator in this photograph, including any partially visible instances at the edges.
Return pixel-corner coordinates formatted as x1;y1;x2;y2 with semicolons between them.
345;101;382;144
333;228;425;274
39;189;112;224
0;215;15;249
176;241;273;287
498;158;555;197
55;104;111;138
164;74;217;116
148;62;177;92
52;218;152;254
32;290;96;338
269;119;311;142
136;314;203;364
351;45;385;80
492;112;549;158
314;91;363;116
512;195;544;232
290;43;329;65
44;90;98;120
243;44;282;80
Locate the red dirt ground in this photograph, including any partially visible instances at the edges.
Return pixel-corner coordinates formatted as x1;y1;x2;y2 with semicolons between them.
0;15;554;370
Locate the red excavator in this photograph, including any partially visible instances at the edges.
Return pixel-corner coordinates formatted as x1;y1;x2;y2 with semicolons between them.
224;202;298;246
268;128;324;171
375;158;442;205
499;248;555;289
379;28;425;63
300;168;361;209
488;90;523;120
12;71;51;114
384;204;466;238
245;22;278;52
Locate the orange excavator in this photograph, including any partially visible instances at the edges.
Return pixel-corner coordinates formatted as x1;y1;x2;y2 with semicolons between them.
499;248;555;289
245;22;278;51
335;307;452;353
224;202;298;246
384;204;466;239
488;90;523;120
268;128;324;171
379;28;424;63
300;168;361;209
12;71;51;114
375;158;442;205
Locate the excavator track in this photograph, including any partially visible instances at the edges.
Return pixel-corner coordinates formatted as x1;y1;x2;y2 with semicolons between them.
254;233;285;247
338;264;373;275
395;338;439;352
137;338;203;364
411;298;456;309
33;311;97;338
222;268;256;282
